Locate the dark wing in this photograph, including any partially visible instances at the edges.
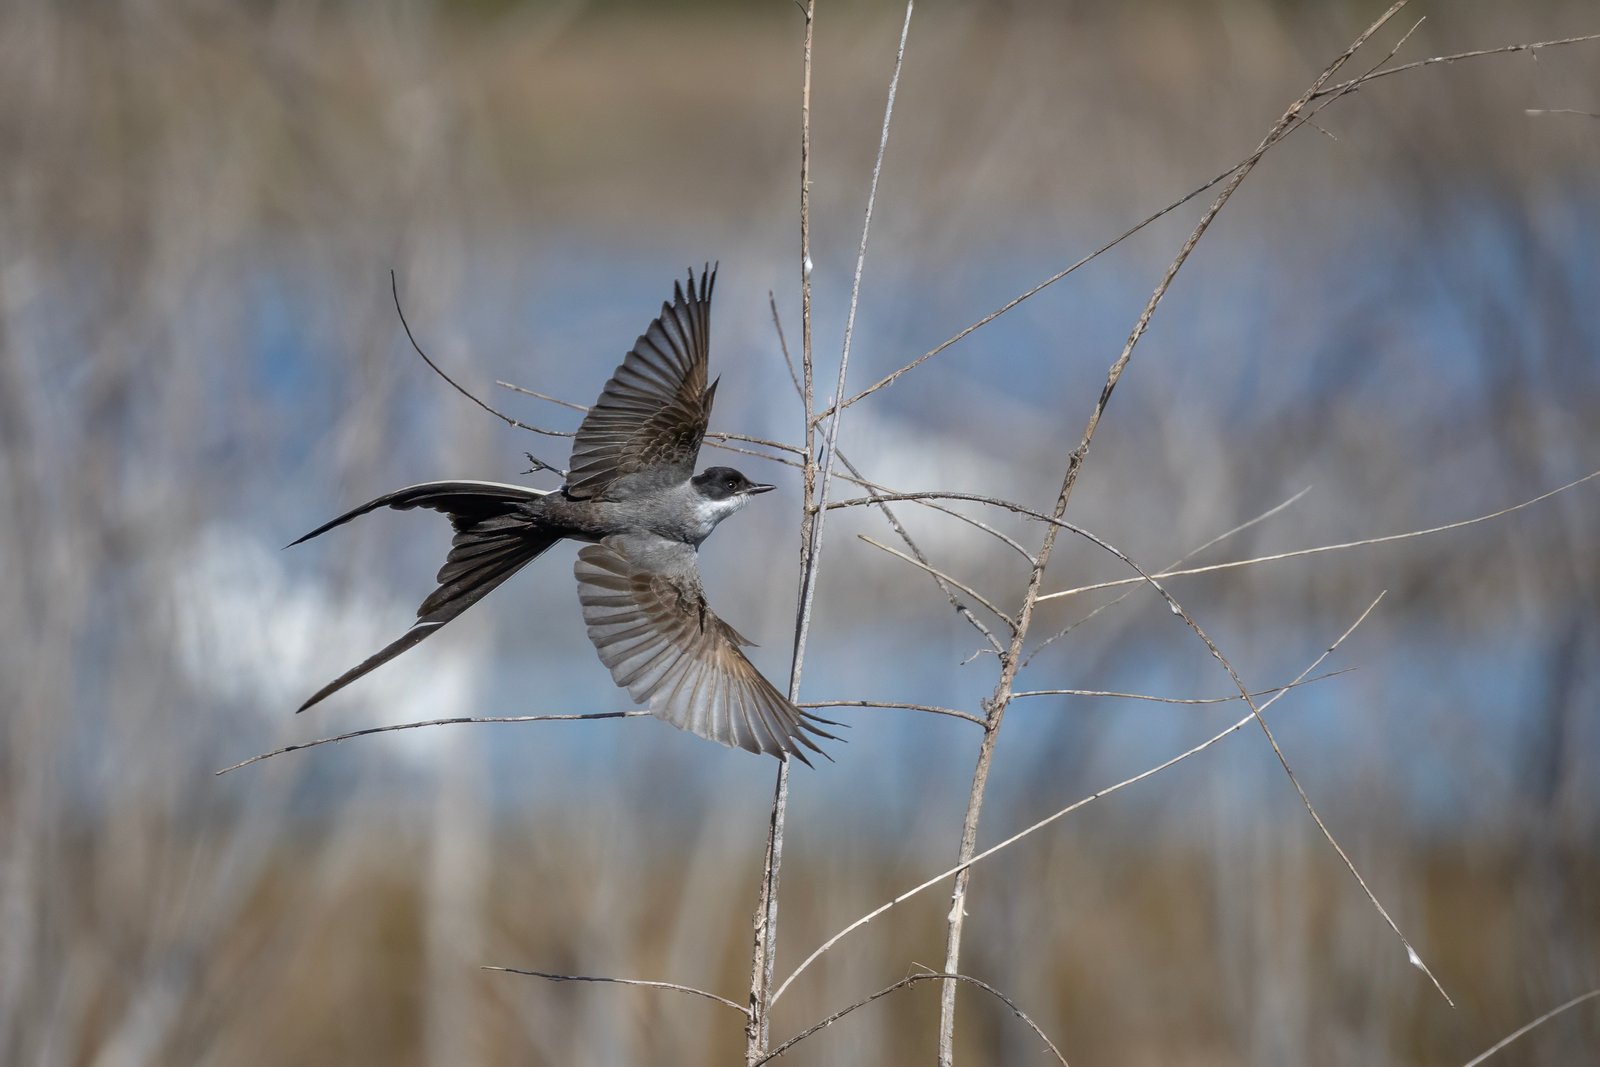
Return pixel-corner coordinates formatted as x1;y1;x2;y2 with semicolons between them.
573;538;839;764
291;481;559;711
565;266;718;500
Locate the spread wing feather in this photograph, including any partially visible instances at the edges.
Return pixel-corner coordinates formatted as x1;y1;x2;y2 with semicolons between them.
574;539;838;764
566;266;718;499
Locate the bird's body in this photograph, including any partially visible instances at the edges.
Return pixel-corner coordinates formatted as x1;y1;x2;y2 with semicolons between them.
291;267;836;764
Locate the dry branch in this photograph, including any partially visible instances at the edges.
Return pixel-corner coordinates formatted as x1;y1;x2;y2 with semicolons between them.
771;595;1386;1006
215;712;649;775
756;971;1066;1066
485;967;749;1017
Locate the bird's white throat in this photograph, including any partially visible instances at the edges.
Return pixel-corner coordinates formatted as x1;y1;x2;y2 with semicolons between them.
690;493;750;537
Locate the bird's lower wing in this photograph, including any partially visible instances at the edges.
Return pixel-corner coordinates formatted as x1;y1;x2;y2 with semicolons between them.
573;540;838;764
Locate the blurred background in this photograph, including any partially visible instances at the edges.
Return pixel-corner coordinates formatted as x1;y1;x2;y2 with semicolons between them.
2;0;1597;1063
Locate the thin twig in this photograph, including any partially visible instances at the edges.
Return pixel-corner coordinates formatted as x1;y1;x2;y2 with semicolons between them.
790;0;913;688
769;291;807;411
1012;667;1354;705
485;966;749;1017
772;595;1385;1006
776;277;1012;658
830;478;1459;1006
390;271;567;439
1037;469;1600;602
755;972;1067;1065
816;166;1236;420
1312;32;1600;100
798;700;985;726
751;6;915;1059
835;458;1036;564
1459;989;1600;1067
909;498;1036;565
747;3;820;1058
827;489;1065;518
776;297;1034;573
812;14;1458;422
708;440;808;468
858;536;1016;631
706;432;808;458
1024;485;1313;666
837;454;1011;654
933;8;1418;1054
1005;467;1459;1007
495;380;591;412
214;712;649;775
1090;532;1454;1006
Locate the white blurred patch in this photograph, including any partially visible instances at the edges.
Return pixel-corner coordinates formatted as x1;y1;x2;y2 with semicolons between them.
171;524;484;766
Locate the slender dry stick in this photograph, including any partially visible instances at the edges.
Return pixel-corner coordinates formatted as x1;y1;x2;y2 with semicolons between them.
771;596;1386;1006
812;12;1527;421
1037;468;1600;602
214;712;649;775
390;272;564;442
831;476;1561;1005
858;536;1016;631
770;29;1600;439
802;672;1350;723
799;700;985;726
1312;32;1600;100
485;967;749;1017
755;972;1067;1066
749;5;914;1059
794;0;914;694
495;380;590;412
1060;495;1457;1006
1012;667;1354;705
746;4;818;1059
820;467;1599;594
1023;485;1313;666
773;299;1013;650
1459;989;1600;1067
933;8;1412;1058
838;454;1010;654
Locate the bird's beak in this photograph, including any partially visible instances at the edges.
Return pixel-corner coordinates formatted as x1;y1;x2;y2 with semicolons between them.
748;482;775;495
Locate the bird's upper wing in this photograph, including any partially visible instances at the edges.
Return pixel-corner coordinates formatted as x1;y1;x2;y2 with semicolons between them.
573;537;838;764
565;266;718;500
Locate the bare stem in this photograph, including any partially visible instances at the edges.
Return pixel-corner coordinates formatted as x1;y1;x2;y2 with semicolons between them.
1023;485;1313;666
390;271;565;438
749;8;914;1059
1459;988;1600;1067
1037;468;1600;602
746;4;817;1059
1311;32;1600;100
799;700;986;726
773;596;1384;1006
485;967;749;1017
756;972;1066;1066
934;7;1412;1060
214;711;649;775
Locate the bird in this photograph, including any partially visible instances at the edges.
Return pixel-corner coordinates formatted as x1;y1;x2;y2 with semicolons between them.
289;265;838;765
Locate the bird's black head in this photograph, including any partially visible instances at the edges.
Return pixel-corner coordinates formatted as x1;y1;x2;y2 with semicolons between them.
692;466;775;501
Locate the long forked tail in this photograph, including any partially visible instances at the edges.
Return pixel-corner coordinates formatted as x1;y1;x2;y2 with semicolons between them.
290;480;559;712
